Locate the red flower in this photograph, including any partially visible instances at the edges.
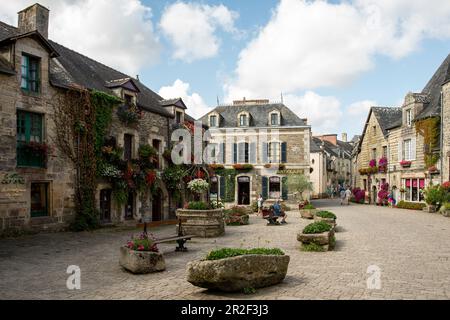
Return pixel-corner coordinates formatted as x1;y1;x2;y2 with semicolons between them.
146;170;157;186
137;245;145;251
196;170;205;179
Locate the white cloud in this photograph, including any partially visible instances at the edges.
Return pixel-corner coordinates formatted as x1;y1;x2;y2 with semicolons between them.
160;2;238;62
159;79;211;120
226;0;450;99
284;92;343;135
347;100;376;117
0;0;160;75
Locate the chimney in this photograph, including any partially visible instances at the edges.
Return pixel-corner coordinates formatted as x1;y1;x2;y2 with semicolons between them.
18;4;50;39
341;133;347;142
318;134;337;146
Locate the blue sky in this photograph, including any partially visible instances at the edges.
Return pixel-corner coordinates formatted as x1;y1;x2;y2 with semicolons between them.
3;0;450;139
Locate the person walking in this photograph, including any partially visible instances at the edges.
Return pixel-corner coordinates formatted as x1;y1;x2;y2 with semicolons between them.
340;188;346;205
345;187;352;205
257;194;264;216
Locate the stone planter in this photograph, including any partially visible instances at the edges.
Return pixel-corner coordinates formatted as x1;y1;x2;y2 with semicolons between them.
186;254;290;292
176;208;225;238
442;210;450;217
225;214;249;225
314;215;336;228
300;209;316;219
119;246;166;274
425;205;437;213
297;229;335;251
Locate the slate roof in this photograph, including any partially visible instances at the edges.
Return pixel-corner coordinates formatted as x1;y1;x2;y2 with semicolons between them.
371;107;402;137
199;103;307;127
417;53;450;120
0;21;176;118
0;55;15;74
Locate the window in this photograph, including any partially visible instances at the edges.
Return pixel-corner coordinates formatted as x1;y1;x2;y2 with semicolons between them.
124;94;133;105
403;139;412;160
270;113;279;126
21;55;40;93
402;178;425;202
269;176;281;199
372;148;377;160
238;142;249;163
152;139;161;169
382;146;388;158
176;111;183;124
268;142;280;163
31;182;49;217
210;115;217;127
373;126;376;136
406;109;412;126
239;114;247;126
16;111;45;167
124;134;133;161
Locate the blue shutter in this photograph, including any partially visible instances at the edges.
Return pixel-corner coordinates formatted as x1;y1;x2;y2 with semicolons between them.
233;143;238;163
282;177;288;200
250;142;257;164
261;142;268;163
262;176;268;200
281;142;287;163
219;176;225;200
221;143;226;164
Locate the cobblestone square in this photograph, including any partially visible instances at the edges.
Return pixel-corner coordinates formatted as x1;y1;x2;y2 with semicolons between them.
1;199;449;300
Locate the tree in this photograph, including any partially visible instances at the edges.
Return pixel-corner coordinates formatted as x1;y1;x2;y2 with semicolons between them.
287;174;313;201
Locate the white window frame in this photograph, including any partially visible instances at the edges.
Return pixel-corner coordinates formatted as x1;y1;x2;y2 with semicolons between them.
209;115;218;128
268;141;280;163
406;109;412;127
403;139;412;161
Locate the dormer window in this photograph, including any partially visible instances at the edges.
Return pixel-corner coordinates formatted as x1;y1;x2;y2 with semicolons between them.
124;93;134;106
406;109;412;126
176;111;183;124
21;54;40;93
239;114;247;126
209;115;218;127
271;113;279;126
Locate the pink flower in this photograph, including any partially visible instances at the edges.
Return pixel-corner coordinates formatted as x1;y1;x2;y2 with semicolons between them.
137;245;145;251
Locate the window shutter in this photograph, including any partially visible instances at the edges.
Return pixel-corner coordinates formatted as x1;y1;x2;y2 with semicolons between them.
398;141;402;161
219;176;225;200
233;143;237;163
411;137;416;160
238;142;245;163
250;142;257;164
281;142;287;163
221;143;226;164
261;142;268;163
282;177;288;200
262;176;268;200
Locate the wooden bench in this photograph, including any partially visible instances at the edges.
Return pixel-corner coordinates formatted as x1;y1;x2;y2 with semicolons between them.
144;219;195;252
262;208;279;225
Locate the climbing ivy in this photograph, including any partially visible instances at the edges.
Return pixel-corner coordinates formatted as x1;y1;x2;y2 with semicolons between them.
214;168;237;203
416;117;440;168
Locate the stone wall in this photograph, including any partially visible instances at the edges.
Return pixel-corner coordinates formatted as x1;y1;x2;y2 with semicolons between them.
0;37;75;234
442;82;450;182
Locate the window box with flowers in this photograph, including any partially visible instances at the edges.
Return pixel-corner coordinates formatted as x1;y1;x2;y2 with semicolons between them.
119;232;165;274
17;141;51;168
117;104;143;126
233;164;254;171
378;157;388;173
400;160;412;168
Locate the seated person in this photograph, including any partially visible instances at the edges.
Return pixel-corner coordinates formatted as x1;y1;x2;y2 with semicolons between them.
272;199;287;224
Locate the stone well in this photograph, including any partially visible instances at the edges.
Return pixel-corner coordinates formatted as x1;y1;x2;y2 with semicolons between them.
176;208;225;238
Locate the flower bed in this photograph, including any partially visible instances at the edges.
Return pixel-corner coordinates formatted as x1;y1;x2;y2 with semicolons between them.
396;201;426;211
186;248;289;292
297;221;335;252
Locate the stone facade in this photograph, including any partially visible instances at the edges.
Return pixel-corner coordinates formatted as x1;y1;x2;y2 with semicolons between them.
442;81;450;182
199;99;311;205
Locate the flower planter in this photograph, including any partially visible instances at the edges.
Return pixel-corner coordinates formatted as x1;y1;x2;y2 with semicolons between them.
225;214;249;225
425;205;437;213
442;210;450;217
176;208;225;238
186;254;290;292
297;229;335;251
300;209;316;219
314;215;336;228
119;246;165;274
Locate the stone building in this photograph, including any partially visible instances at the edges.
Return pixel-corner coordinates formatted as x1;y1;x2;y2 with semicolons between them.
199;99;311;205
310;134;353;198
0;3;194;234
355;53;450;204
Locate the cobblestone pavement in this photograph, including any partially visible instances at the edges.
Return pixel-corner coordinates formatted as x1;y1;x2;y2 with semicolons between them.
1;199;450;300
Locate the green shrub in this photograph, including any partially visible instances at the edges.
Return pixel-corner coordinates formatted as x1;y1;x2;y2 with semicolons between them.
315;211;336;219
205;248;284;260
303;204;315;210
251;201;259;212
396;201;426;211
301;242;326;252
187;201;210;210
138;144;157;159
424;185;447;205
302;221;332;234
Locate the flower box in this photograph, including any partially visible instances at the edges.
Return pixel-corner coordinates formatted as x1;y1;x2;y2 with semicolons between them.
119;247;165;274
186;254;290;292
400;160;412;168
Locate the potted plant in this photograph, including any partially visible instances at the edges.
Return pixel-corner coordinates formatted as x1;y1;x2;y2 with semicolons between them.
224;206;250;225
440;202;450;217
187;178;209;201
186;248;289;292
297;221;335;251
119;232;165;274
369;159;377;168
314;211;337;228
300;204;316;219
423;185;446;213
